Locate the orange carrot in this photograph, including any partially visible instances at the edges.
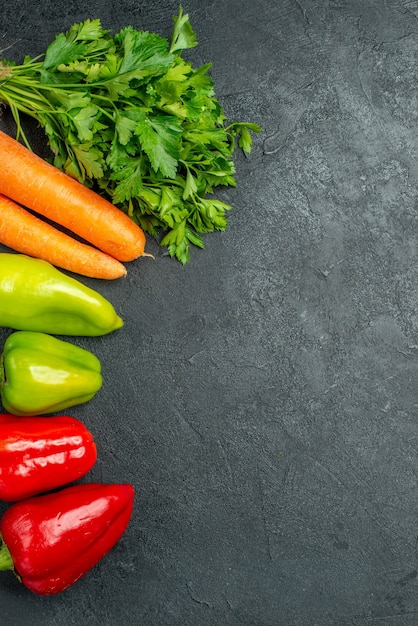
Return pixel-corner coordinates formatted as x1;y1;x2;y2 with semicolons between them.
0;130;147;262
0;194;127;280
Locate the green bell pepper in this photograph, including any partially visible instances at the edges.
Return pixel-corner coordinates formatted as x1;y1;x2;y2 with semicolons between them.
0;253;123;336
0;331;102;416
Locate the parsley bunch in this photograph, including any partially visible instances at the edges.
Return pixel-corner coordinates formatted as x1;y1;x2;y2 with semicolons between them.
0;7;261;263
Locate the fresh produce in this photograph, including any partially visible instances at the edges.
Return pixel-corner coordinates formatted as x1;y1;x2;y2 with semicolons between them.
0;482;135;595
0;130;148;263
0;193;127;279
0;8;261;263
0;331;102;416
0;413;97;501
0;253;123;336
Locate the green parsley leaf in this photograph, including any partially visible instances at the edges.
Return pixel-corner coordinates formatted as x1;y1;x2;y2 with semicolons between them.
117;29;174;80
72;104;98;141
42;34;88;70
182;167;198;200
110;158;144;203
69;19;105;42
115;114;138;145
135;115;182;178
170;6;198;54
70;143;104;180
160;221;204;264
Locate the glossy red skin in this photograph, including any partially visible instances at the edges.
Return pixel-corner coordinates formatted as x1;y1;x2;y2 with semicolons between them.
0;482;135;595
0;414;97;501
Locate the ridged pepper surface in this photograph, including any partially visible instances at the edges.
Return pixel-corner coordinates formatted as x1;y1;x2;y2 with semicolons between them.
0;331;102;415
0;414;97;501
0;253;123;336
0;483;135;595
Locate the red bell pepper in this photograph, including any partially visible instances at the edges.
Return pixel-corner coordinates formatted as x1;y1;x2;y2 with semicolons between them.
0;482;135;595
0;414;97;501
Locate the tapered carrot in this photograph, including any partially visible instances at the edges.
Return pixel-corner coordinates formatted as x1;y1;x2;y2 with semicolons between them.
0;130;148;262
0;194;127;279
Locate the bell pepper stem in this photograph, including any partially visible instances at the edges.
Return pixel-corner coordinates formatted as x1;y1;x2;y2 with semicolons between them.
0;535;14;571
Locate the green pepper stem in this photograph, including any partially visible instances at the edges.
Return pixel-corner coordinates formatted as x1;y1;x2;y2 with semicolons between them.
0;536;14;572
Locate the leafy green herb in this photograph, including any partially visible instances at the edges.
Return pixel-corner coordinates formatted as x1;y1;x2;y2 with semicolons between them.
0;6;261;263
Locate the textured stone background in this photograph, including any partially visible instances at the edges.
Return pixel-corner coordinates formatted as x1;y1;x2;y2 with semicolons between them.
0;1;417;624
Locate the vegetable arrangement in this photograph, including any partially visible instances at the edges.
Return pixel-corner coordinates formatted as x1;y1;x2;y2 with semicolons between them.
0;7;261;263
0;6;259;596
0;257;132;594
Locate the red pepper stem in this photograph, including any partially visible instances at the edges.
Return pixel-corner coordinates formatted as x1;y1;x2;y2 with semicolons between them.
0;535;14;571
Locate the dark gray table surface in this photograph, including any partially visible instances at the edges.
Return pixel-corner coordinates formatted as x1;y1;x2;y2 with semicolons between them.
0;1;417;624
